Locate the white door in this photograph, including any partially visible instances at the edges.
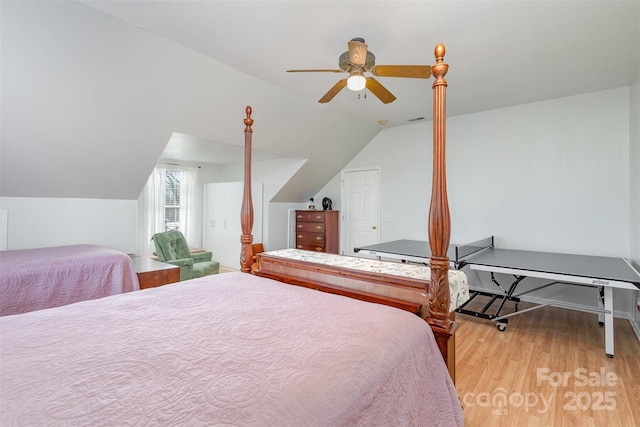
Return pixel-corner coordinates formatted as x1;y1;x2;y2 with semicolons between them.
341;168;379;256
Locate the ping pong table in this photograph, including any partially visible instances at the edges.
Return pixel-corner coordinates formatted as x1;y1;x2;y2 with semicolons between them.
354;237;640;358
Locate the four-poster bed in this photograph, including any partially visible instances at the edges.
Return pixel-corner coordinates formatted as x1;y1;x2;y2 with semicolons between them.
241;44;459;374
0;45;464;425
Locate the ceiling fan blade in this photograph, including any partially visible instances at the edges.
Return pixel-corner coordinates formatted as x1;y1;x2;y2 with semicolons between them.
365;78;396;104
287;69;343;73
318;79;348;103
348;39;368;66
371;65;432;79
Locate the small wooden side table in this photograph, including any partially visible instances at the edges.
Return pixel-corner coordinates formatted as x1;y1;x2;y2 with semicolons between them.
129;255;180;289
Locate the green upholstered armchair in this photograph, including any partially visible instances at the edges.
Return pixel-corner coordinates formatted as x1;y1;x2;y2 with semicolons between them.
152;230;220;281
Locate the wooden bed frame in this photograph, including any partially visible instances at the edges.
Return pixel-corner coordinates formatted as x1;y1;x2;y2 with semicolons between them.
238;44;457;378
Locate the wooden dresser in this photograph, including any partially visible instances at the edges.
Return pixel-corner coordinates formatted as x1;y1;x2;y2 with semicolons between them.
295;210;339;254
130;255;180;289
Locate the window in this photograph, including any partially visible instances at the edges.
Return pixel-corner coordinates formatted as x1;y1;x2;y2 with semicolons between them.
164;170;182;231
137;164;199;256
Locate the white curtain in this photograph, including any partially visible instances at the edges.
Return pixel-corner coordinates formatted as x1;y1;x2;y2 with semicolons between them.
137;165;201;256
177;165;201;248
137;166;167;256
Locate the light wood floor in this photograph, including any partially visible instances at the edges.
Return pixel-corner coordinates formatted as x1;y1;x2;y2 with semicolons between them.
455;301;640;426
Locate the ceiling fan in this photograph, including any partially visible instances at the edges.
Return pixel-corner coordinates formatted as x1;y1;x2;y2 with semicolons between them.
287;37;432;104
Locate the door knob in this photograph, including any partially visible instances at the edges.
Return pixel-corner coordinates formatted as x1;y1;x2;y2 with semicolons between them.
372;225;377;230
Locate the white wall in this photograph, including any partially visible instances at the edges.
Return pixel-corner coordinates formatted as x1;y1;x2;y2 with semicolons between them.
339;87;636;317
346;88;631;255
0;197;137;253
314;174;342;213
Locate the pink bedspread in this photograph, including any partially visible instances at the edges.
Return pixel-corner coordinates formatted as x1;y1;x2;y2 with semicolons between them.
0;272;463;426
0;244;139;316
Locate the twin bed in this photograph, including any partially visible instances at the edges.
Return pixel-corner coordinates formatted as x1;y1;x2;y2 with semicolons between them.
0;45;465;426
0;244;139;316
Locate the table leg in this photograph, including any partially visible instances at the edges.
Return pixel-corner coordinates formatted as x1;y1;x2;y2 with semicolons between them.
597;286;604;325
603;286;614;358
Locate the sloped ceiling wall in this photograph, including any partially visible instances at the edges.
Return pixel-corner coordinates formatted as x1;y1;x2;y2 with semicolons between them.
0;1;379;201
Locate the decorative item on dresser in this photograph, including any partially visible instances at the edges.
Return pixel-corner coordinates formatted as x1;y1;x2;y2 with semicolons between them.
295;209;339;253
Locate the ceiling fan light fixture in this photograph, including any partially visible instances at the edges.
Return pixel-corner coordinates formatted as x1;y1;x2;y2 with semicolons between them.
347;70;366;91
291;38;423;104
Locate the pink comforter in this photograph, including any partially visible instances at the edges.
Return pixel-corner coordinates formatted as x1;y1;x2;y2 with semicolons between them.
0;272;463;426
0;244;139;316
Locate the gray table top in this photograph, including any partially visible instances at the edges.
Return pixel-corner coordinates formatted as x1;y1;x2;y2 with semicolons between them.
354;239;640;286
464;248;640;285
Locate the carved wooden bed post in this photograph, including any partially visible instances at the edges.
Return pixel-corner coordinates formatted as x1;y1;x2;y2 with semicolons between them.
427;44;451;329
240;106;254;272
427;44;456;377
428;44;451;330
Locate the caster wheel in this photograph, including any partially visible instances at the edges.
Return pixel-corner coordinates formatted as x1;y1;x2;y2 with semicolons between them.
496;322;506;332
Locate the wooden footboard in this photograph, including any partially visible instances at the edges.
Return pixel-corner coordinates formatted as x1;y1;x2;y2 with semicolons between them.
254;252;458;382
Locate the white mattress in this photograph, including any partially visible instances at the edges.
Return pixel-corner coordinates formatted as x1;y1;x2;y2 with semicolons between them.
264;249;470;312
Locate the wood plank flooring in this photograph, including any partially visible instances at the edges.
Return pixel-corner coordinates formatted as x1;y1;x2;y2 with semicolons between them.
455;301;640;426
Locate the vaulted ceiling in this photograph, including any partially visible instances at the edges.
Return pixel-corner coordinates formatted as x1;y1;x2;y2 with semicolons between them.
2;1;638;202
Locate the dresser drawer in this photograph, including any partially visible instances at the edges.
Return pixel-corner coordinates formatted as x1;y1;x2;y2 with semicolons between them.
296;232;325;244
296;222;325;233
296;211;326;222
296;243;325;252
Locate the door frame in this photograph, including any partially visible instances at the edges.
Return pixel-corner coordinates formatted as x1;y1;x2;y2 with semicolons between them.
340;167;381;255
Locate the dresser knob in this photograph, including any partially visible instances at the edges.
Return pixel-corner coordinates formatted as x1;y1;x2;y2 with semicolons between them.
315;225;322;230
297;245;303;249
298;235;303;239
315;236;322;241
315;247;322;251
297;225;303;229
